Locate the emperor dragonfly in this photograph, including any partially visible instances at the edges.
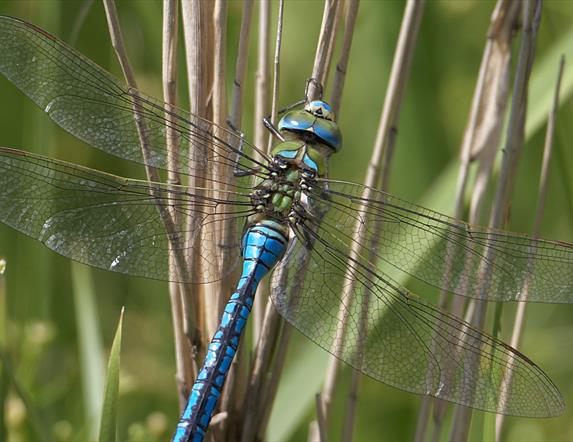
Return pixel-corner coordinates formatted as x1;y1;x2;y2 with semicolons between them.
0;15;572;441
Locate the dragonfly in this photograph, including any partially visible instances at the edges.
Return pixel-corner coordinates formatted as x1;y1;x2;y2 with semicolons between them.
1;15;573;442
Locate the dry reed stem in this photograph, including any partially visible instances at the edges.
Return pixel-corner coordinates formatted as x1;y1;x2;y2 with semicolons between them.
415;1;520;438
103;0;196;336
255;316;293;439
450;1;542;439
161;0;197;410
241;299;281;441
317;2;424;439
230;0;254;129
344;1;425;437
209;0;228;341
181;0;209;356
102;0;159;182
315;393;328;441
267;0;284;153
322;0;343;93
308;0;339;100
252;0;271;345
103;0;201;414
495;55;565;441
242;2;290;440
331;0;359;116
216;0;255;435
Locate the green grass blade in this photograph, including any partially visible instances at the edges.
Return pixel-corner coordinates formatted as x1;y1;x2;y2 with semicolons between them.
98;308;124;442
0;257;7;441
71;262;105;439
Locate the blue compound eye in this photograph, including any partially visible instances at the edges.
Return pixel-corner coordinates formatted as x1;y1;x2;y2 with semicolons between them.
277;101;342;152
278;110;315;132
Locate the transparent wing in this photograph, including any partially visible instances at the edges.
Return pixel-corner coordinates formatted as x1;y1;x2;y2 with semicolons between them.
0;147;253;283
309;179;573;303
0;16;270;181
270;221;564;417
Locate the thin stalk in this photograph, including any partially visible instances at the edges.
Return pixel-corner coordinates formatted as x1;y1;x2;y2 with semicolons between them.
416;1;520;438
242;2;285;439
217;0;254;435
495;55;565;441
162;0;195;411
69;0;94;45
0;258;7;442
209;0;228;339
450;1;542;439
181;0;209;356
229;0;254;130
331;0;359;116
322;0;343;92
267;0;284;153
315;393;328;442
308;0;340;100
318;1;424;439
255;318;293;440
252;0;271;346
102;0;160;184
241;300;282;441
105;0;199;409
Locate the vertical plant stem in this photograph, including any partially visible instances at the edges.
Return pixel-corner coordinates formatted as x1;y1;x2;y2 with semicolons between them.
181;0;208;356
495;55;565;441
308;0;339;100
162;0;196;411
318;2;424;440
331;0;359;116
68;0;94;45
102;0;160;182
450;1;542;439
267;0;285;153
0;258;7;442
252;0;271;346
217;0;254;436
416;1;520;439
229;0;254;130
105;0;200;412
242;2;285;439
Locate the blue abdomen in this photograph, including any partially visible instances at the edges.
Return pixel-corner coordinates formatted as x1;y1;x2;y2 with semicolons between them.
173;220;288;442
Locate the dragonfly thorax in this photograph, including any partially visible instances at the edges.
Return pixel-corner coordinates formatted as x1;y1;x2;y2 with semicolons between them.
250;153;319;226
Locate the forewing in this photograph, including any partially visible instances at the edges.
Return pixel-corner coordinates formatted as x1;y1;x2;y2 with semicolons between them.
310;179;573;303
0;16;269;181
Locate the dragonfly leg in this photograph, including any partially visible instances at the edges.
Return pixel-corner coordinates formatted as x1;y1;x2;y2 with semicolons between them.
225;119;262;178
262;116;285;142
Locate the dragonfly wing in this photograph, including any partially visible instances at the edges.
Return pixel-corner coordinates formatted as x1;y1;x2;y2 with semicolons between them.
0;147;248;284
271;224;564;417
0;16;269;181
310;179;573;303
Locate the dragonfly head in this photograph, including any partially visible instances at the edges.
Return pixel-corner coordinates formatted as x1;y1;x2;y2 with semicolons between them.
278;100;342;152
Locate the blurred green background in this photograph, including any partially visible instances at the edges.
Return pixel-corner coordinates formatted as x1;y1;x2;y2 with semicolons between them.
0;1;572;441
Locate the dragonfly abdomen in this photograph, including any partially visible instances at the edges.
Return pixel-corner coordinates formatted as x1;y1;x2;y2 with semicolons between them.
173;220;288;442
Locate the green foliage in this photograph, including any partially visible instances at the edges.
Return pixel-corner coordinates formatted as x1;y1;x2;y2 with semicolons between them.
98;309;123;442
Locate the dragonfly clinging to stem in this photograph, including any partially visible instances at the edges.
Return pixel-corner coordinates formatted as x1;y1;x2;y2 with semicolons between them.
0;15;572;442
